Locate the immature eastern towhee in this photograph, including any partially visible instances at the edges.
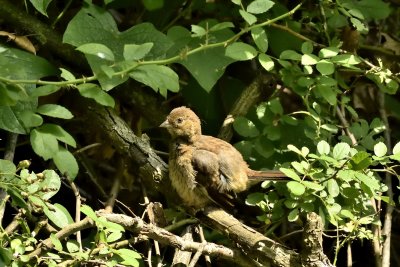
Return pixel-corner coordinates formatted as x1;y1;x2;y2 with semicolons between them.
160;106;286;209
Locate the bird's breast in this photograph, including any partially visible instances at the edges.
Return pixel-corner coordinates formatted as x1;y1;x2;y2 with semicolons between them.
169;144;210;208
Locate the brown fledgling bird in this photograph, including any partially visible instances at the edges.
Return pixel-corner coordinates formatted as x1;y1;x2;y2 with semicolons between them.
160;106;287;209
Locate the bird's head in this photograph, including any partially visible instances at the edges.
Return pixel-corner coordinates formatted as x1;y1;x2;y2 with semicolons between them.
160;106;202;142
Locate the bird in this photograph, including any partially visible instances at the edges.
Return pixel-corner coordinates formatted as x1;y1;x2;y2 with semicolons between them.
160;106;287;209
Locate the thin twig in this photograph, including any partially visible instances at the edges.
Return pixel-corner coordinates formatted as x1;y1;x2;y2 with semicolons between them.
66;176;83;251
105;158;124;213
378;91;393;267
336;106;357;146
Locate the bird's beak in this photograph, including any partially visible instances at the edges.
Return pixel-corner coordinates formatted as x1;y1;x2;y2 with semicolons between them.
160;119;170;128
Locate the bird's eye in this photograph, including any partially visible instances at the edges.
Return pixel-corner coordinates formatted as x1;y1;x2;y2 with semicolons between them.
176;117;183;124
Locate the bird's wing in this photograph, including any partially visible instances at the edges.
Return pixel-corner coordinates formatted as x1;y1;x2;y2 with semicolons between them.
191;148;236;207
191;148;234;192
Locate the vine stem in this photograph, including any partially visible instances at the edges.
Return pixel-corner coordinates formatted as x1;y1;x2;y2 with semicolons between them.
0;3;302;87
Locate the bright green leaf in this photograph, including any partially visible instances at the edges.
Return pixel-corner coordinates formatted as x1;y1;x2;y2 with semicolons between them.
319;47;339;58
280;50;302;61
331;54;361;65
239;10;257;25
317;140;330;155
123;43;153;61
225;42;257;61
287;181;306;196
76;43;115;61
60;68;75;81
374;142;387;157
251;27;268;53
316;60;335;75
38;124;76;147
30;129;59;160
53;147;79;180
327;179;340;197
50;234;62;251
191;25;207;37
287;208;299;222
301;42;313;54
210;22;235;31
303;181;324;191
29;0;52;17
332;142;351;160
301;54;319;65
129;65;179;97
393;142;400;154
76;83;115;107
37;104;73;119
30;85;61;97
258;54;274;71
280;167;301;181
247;0;274;14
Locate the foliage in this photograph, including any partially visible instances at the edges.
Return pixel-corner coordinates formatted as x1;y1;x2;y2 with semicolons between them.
0;0;399;266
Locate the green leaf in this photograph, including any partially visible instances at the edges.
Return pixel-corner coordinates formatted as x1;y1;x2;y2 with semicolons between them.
225;42;257;61
317;140;330;155
245;192;265;206
30;129;59;160
123;43;154;61
287;144;302;155
303;181;324;191
129;65;179;97
53;147;79;180
279;167;301;181
76;83;115;107
342;0;390;20
142;0;163;10
76;43;115;61
60;68;76;81
0;160;16;180
319;47;339;58
37;104;73;119
287;181;305;196
349;151;371;170
18;110;43;128
30;85;61;97
355;172;380;191
38;124;76;147
247;0;274;14
331;54;361;66
280;50;302;61
316;60;335;75
374;142;387;157
301;54;319;65
39;170;61;200
64;4;172;90
44;203;73;228
258;54;274;71
332;143;351;160
301;42;313;54
315;84;337;105
233;117;259;137
393;142;400;154
287;208;299;222
50;233;63;251
191;25;207;37
251;27;268;53
327;179;340;197
29;0;52;17
113;248;141;266
66;240;80;253
268;98;283;114
81;205;98;221
239;10;257;25
210;22;235;32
